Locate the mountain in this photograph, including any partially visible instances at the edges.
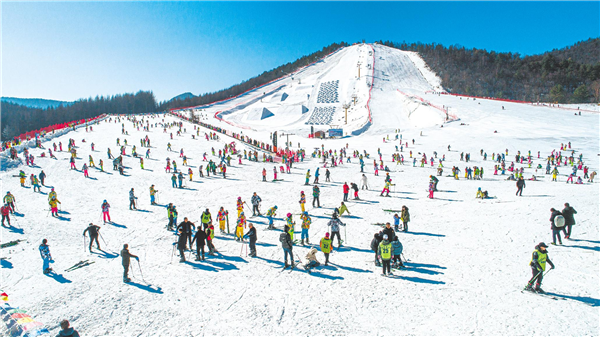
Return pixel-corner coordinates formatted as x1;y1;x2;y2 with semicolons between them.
169;92;195;102
0;97;72;109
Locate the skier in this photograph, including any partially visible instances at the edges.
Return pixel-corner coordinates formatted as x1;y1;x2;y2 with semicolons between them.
380;179;393;197
361;174;369;190
167;203;177;230
1;204;10;227
191;223;207;261
83;223;101;252
351;182;359;199
313;168;320;184
526;242;554;293
430;175;439;191
305;170;311;185
243;223;257;257
39;170;46;185
342;182;349;201
49;197;61;217
3;192;15;213
280;225;294;269
550;208;564;245
217;207;228;233
237;197;244;217
320;233;332;266
266;206;277;229
561;203;577;239
338;202;350;217
393;213;400;232
251;192;262;216
312;185;320;208
178;172;184;188
327;214;345;248
286;213;296;242
129;188;137;210
304;248;321;272
121;244;138;282
400;206;410;232
262;168;267;182
177;217;196;249
325;169;331;182
236;212;247;241
378;234;393;276
39;239;53;274
299;191;306;213
176;228;187;262
516;176;526;196
149;185;158;205
101;200;111;223
391;237;404;269
428;181;435;199
300;211;311;245
206;223;216;255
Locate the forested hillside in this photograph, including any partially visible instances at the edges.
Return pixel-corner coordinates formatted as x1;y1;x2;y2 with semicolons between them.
378;38;600;103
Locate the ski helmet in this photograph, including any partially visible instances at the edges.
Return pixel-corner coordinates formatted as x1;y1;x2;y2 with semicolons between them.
325;233;330;237
303;211;308;216
238;197;241;200
274;206;278;209
301;191;304;194
383;234;388;240
103;200;107;203
287;213;292;218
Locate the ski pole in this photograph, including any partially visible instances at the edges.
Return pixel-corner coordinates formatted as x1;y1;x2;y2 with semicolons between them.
240;241;244;256
137;260;146;283
83;236;87;252
170;243;176;264
401;253;408;263
525;270;543;289
99;233;107;246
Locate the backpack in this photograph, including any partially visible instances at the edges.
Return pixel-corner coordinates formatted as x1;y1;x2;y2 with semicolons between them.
554;215;565;228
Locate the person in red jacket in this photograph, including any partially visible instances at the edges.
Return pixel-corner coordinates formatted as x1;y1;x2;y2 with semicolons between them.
1;204;10;227
343;182;350;202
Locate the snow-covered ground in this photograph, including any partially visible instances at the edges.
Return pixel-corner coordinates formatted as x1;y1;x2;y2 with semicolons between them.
1;44;599;336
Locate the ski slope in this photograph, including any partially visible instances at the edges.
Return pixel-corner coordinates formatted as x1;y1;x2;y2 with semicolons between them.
1;46;599;336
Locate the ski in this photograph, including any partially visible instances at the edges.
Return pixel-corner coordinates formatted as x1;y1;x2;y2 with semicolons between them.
65;260;92;272
1;240;25;249
382;209;401;212
521;288;559;300
370;223;386;226
67;261;95;272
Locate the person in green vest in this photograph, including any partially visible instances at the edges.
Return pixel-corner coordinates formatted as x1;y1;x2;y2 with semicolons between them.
378;234;394;276
201;208;212;230
527;242;555;293
319;233;332;266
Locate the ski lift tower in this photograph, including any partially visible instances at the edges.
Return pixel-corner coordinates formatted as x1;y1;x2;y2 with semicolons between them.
357;62;362;79
343;103;351;125
352;93;357;106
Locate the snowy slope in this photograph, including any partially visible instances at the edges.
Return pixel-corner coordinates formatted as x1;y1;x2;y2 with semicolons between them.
1;102;598;336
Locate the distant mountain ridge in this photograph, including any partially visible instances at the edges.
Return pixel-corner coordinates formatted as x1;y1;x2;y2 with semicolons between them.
1;97;72;109
170;92;195;102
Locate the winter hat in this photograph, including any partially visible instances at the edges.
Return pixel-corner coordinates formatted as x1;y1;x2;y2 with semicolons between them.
538;242;548;248
325;233;330;237
42;239;48;244
287;213;292;218
383;234;388;240
274;206;278;209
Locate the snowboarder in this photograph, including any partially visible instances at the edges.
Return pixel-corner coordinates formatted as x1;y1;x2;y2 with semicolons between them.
83;223;101;252
378;234;393;276
320;233;332;266
526;242;554;293
39;239;53;274
121;244;138;282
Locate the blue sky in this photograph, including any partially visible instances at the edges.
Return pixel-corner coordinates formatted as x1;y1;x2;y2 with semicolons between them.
2;1;599;102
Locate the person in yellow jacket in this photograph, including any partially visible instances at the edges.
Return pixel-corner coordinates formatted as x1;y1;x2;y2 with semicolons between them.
188;168;193;181
551;168;559;182
526;242;555;293
299;191;306;213
300;212;311;245
19;170;26;187
378;234;393;276
49;197;61;217
237;197;244;217
286;213;295;243
338;202;350;216
236;212;246;241
319;233;332;266
475;187;488;199
217;207;228;233
149;185;158;205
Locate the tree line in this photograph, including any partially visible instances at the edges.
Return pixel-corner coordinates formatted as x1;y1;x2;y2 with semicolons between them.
376;38;600;104
1;91;156;141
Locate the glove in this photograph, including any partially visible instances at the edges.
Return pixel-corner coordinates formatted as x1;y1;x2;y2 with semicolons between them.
135;257;139;261
551;265;555;270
